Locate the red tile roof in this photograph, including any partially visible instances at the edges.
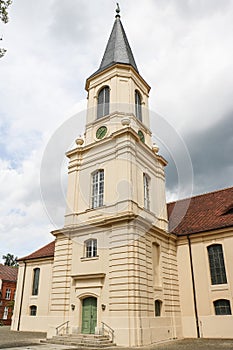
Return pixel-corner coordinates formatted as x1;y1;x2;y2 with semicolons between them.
0;264;18;281
167;187;233;236
18;241;55;261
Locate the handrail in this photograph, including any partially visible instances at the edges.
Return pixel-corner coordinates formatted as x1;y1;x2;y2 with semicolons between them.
101;321;114;343
56;320;70;335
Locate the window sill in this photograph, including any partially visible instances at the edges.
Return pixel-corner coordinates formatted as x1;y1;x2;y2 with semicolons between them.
210;284;229;291
85;206;106;212
81;256;99;262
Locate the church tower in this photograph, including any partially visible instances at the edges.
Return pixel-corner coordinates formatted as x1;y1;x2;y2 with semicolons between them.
49;6;182;346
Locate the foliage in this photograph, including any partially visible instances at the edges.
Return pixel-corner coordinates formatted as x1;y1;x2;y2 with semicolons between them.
2;253;18;266
0;0;12;23
0;0;12;57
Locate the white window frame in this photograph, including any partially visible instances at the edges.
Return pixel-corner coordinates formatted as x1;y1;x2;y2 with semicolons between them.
85;239;97;258
3;306;8;320
5;288;11;300
143;173;150;210
91;170;104;209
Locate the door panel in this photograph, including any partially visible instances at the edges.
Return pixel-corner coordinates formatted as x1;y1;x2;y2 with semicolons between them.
82;297;97;334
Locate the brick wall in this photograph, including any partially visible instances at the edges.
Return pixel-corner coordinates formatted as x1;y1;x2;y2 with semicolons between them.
0;280;17;326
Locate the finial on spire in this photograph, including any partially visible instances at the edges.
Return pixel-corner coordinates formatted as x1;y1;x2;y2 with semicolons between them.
115;3;120;18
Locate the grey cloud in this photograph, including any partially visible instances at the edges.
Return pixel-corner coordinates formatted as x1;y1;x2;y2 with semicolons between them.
164;111;233;197
185;111;233;193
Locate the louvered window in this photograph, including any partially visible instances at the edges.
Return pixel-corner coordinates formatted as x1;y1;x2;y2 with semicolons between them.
135;90;142;121
143;174;150;210
97;87;110;119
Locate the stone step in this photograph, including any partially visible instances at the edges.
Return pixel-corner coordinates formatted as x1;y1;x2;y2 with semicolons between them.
45;334;116;348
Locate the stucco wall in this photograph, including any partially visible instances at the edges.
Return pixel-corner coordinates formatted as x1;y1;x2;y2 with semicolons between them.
177;230;233;338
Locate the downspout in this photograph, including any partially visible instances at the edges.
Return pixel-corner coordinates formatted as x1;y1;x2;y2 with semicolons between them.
17;261;26;331
187;235;200;338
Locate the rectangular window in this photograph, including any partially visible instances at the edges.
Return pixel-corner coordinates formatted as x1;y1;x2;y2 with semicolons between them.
3;307;8;320
143;174;150;210
32;268;40;295
214;299;231;315
208;244;227;285
85;239;97;258
92;170;104;209
5;288;11;300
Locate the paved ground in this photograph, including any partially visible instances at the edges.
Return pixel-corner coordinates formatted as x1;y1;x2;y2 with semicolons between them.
1;327;233;350
0;326;75;349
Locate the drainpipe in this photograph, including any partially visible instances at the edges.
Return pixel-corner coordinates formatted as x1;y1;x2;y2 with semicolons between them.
17;261;26;331
187;235;200;338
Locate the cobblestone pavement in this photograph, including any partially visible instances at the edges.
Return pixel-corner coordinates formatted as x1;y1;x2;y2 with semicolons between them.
1;327;233;350
0;326;75;349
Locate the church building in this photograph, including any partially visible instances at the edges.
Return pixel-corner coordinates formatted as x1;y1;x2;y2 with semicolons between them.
11;7;233;347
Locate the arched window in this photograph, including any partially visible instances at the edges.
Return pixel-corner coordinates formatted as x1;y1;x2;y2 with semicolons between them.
214;299;231;315
154;300;162;317
143;174;150;210
30;305;37;316
97;86;110;119
207;244;227;285
91;170;104;209
32;268;40;295
85;239;97;258
135;90;142;121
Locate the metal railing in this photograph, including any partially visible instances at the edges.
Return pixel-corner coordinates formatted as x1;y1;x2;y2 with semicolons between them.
56;320;70;336
101;321;114;343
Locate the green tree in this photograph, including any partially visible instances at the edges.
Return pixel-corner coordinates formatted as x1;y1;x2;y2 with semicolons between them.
2;253;18;266
0;0;12;58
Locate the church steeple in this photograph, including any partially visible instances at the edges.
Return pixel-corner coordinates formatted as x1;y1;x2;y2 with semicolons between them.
85;5;151;146
92;4;138;77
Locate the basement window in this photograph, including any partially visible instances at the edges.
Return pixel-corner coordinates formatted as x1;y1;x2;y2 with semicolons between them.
30;305;37;316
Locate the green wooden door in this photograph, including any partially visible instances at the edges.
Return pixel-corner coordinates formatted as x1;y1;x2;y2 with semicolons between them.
81;297;97;334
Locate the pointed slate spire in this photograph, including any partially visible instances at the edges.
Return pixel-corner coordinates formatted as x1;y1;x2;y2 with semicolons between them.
91;5;138;77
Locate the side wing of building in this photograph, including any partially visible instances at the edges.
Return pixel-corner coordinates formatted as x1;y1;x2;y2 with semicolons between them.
168;187;233;338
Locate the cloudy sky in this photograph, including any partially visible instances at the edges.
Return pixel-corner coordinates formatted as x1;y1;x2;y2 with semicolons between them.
0;0;232;261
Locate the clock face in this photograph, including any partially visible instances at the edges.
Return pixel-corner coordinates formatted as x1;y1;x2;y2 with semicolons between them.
138;130;145;143
96;126;107;139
